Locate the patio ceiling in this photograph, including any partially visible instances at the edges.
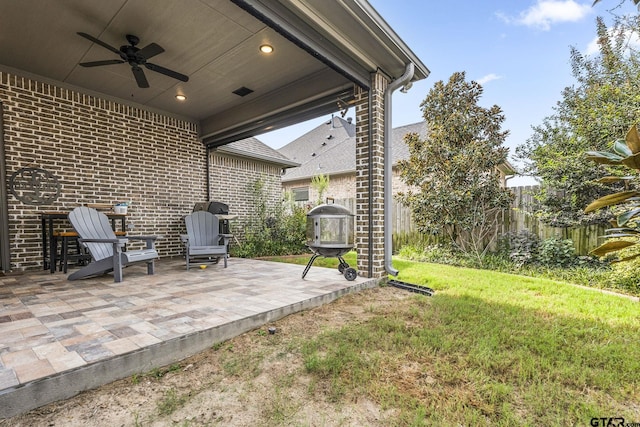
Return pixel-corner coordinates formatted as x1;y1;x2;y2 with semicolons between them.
0;0;428;147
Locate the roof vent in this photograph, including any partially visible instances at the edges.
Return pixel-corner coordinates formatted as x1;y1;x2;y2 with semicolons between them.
321;142;327;146
311;152;316;157
232;86;254;97
347;117;353;124
326;135;333;140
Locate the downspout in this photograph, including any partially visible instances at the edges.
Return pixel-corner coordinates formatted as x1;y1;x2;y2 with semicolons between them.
0;102;10;272
205;146;211;201
383;63;414;276
367;89;374;278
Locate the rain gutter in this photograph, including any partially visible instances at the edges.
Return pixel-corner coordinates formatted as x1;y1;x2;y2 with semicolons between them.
384;63;414;276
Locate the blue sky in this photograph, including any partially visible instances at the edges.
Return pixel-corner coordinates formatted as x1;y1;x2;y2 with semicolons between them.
258;0;637;184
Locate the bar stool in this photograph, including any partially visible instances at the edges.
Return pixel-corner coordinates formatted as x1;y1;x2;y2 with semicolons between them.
53;231;84;273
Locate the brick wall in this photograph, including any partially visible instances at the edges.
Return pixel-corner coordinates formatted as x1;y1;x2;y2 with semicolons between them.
209;151;284;235
1;72;282;271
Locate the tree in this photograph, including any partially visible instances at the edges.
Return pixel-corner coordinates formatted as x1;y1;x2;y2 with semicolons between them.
515;16;640;227
397;72;513;260
310;173;329;205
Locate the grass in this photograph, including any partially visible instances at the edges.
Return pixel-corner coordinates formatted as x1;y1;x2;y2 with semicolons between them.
262;253;640;426
156;388;187;416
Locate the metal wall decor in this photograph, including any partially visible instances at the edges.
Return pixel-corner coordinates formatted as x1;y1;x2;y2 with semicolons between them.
9;167;61;205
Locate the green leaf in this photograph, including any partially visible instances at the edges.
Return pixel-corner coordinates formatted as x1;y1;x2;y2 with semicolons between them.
596;176;633;184
585;150;624;165
613;138;633;157
590;240;636;257
611;252;640;263
617;208;640;226
584;190;640;213
605;227;640;235
603;233;640;238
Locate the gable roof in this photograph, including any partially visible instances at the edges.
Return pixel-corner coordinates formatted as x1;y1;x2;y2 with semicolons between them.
218;137;299;168
280;120;427;182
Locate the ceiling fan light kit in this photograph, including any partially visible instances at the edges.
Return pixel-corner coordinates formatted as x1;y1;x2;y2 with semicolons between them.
77;32;189;88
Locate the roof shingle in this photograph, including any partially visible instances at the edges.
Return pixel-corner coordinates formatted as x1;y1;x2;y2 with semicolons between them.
280;119;427;181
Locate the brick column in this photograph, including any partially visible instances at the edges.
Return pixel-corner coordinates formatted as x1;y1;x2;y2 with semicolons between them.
355;72;388;278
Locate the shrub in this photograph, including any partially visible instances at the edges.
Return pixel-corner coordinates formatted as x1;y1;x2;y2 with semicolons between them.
605;257;640;294
537;236;576;268
500;230;540;267
231;180;308;258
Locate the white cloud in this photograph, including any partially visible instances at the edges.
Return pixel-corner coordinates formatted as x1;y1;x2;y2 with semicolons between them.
585;36;600;55
476;73;503;85
500;1;592;31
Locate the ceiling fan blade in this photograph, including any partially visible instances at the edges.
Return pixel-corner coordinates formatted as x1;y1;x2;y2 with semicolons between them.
79;59;125;67
137;43;164;60
131;65;149;88
145;63;189;82
77;32;121;56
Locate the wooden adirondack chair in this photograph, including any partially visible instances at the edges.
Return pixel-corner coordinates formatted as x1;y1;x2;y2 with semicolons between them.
67;206;159;282
183;211;231;269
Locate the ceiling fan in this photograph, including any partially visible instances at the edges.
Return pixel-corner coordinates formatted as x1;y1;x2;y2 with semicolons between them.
77;32;189;88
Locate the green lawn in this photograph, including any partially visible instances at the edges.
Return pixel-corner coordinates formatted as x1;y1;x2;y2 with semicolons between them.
263;253;640;426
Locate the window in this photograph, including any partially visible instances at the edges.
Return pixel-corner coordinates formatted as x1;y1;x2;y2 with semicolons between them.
292;187;309;202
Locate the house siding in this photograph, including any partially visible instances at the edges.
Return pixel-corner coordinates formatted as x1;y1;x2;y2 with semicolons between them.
282;168;413;203
282;173;355;203
0;72;281;271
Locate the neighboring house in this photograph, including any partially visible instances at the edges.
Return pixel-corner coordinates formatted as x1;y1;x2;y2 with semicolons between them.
280;116;516;202
279;117;407;202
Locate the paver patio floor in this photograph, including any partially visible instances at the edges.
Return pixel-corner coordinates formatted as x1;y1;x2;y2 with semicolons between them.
0;257;377;418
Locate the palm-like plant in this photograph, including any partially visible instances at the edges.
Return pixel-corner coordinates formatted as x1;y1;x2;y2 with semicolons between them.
586;125;640;260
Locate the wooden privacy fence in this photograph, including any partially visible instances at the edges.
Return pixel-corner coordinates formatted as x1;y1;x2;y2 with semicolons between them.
332;186;608;255
506;186;607;255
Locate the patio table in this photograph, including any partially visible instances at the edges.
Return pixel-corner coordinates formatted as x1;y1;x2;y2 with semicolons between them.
40;211;127;273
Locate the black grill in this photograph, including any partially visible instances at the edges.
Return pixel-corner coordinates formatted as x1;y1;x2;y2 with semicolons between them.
193;201;230;234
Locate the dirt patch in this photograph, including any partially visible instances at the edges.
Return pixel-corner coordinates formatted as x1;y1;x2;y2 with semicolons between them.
3;287;411;427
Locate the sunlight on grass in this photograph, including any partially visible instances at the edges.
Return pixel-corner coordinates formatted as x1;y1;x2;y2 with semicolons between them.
392;260;638;327
293;257;640;426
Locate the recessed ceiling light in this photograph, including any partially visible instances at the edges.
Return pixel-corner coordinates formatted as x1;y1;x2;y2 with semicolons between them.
260;44;273;54
175;94;186;101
